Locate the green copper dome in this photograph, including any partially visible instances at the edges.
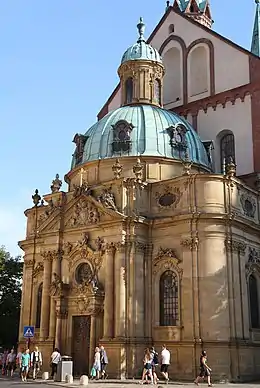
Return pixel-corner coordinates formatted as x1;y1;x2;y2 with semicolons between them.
71;105;210;169
121;18;162;64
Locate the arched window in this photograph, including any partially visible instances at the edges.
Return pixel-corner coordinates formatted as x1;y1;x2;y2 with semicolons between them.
220;132;235;173
159;270;178;326
125;78;133;104
36;283;43;328
154;79;161;105
169;24;175;34
249;275;260;329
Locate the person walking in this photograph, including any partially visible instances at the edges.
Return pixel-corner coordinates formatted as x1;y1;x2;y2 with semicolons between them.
20;349;30;382
31;346;42;380
160;344;170;384
16;350;23;378
92;347;101;380
151;346;159;384
6;349;16;377
140;348;154;385
50;348;61;379
100;345;108;379
194;350;212;387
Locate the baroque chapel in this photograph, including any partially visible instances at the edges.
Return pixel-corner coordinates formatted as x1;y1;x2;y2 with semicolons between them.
19;0;260;381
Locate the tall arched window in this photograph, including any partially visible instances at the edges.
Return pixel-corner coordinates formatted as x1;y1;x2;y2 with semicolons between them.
249;275;260;329
154;79;161;105
159;270;178;326
220;132;235;173
125;78;133;104
36;283;43;328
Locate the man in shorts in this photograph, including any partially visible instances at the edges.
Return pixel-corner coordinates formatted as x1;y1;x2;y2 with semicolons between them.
161;344;170;383
31;346;42;380
20;349;30;382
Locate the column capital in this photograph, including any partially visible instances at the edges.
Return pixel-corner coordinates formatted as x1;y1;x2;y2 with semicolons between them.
225;238;246;255
181;237;199;250
24;259;35;269
105;242;116;254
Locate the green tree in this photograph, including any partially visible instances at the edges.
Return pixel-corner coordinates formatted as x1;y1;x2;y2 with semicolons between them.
0;246;23;349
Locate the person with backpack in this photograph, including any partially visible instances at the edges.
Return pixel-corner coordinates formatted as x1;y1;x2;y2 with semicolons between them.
151;346;159;385
31;346;42;380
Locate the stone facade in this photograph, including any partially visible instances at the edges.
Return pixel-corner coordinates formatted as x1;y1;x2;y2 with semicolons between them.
18;157;260;381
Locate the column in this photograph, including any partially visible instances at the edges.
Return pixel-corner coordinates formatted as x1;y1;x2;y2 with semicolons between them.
90;314;97;366
19;258;34;337
103;245;115;338
115;243;126;338
49;254;61;339
134;243;145;338
55;312;62;350
40;254;52;339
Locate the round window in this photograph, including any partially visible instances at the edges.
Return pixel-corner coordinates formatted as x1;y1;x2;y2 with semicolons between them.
75;263;93;285
158;193;176;207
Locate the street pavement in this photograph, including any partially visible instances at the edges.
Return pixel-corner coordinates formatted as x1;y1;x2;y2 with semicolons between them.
1;376;260;388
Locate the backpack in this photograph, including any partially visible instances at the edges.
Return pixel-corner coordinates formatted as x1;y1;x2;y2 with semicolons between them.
153;352;159;365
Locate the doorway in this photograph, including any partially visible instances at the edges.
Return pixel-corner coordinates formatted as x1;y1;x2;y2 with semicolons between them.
72;315;91;376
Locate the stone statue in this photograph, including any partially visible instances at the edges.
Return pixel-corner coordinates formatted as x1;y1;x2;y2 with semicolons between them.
97;188;117;211
51;174;62;193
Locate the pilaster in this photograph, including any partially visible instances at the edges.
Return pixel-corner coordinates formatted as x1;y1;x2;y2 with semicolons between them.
40;252;52;340
114;242;126;338
103;243;115;338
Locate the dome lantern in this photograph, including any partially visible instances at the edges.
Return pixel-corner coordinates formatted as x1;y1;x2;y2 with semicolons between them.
118;18;165;108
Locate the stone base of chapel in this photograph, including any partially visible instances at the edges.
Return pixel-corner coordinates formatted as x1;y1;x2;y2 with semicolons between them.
18;337;260;381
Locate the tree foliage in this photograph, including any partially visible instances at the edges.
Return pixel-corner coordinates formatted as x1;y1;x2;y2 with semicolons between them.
0;246;23;349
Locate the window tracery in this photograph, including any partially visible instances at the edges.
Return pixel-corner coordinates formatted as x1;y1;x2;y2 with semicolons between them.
111;120;134;153
159;270;178;326
36;283;43;328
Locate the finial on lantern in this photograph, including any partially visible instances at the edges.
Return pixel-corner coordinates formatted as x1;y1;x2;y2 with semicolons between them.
137;17;146;43
226;157;236;178
133;158;144;183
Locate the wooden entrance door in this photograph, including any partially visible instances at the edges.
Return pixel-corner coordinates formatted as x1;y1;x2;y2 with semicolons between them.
72;316;91;376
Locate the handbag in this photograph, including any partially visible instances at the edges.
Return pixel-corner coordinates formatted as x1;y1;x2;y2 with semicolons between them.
90;367;96;377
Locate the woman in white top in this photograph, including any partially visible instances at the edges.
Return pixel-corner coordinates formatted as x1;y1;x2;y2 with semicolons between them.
93;347;101;380
50;348;61;379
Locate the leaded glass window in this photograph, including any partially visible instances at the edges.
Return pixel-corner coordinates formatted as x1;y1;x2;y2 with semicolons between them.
249;275;260;329
125;78;133;104
159;270;178;326
36;283;43;328
220;133;235;173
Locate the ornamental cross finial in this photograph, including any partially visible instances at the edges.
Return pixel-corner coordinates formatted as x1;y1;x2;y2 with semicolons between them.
137;17;145;42
32;189;41;207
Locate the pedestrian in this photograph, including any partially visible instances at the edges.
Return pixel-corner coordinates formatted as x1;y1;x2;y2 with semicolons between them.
16;350;23;378
92;347;101;380
160;344;170;384
100;345;108;379
140;348;154;385
194;350;213;387
31;346;42;380
2;349;9;375
151;346;159;384
6;348;16;377
20;349;30;382
50;348;61;379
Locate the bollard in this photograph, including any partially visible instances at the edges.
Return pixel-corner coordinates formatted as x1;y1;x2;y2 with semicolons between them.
79;375;89;385
65;374;73;384
42;372;49;380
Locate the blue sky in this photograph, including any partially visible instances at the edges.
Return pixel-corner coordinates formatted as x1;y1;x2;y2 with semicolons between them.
0;0;257;257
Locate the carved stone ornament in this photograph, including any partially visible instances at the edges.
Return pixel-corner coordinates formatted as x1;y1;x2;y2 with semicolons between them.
50;273;63;296
72;180;91;199
38;198;61;226
24;259;35;268
181;237;199;250
97;188;117;211
40;248;63;262
225;238;246;255
66;198;100;227
166;124;188;150
111;120;134;153
155;247;179;261
95;237;106;253
155;186;182;209
153;248;183;278
63;242;73;256
246;247;260;277
240;192;256;218
74;297;104;315
32;262;44;278
112;158;123;179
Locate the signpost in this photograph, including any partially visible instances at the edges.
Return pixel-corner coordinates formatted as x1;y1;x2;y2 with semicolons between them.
23;326;35;349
